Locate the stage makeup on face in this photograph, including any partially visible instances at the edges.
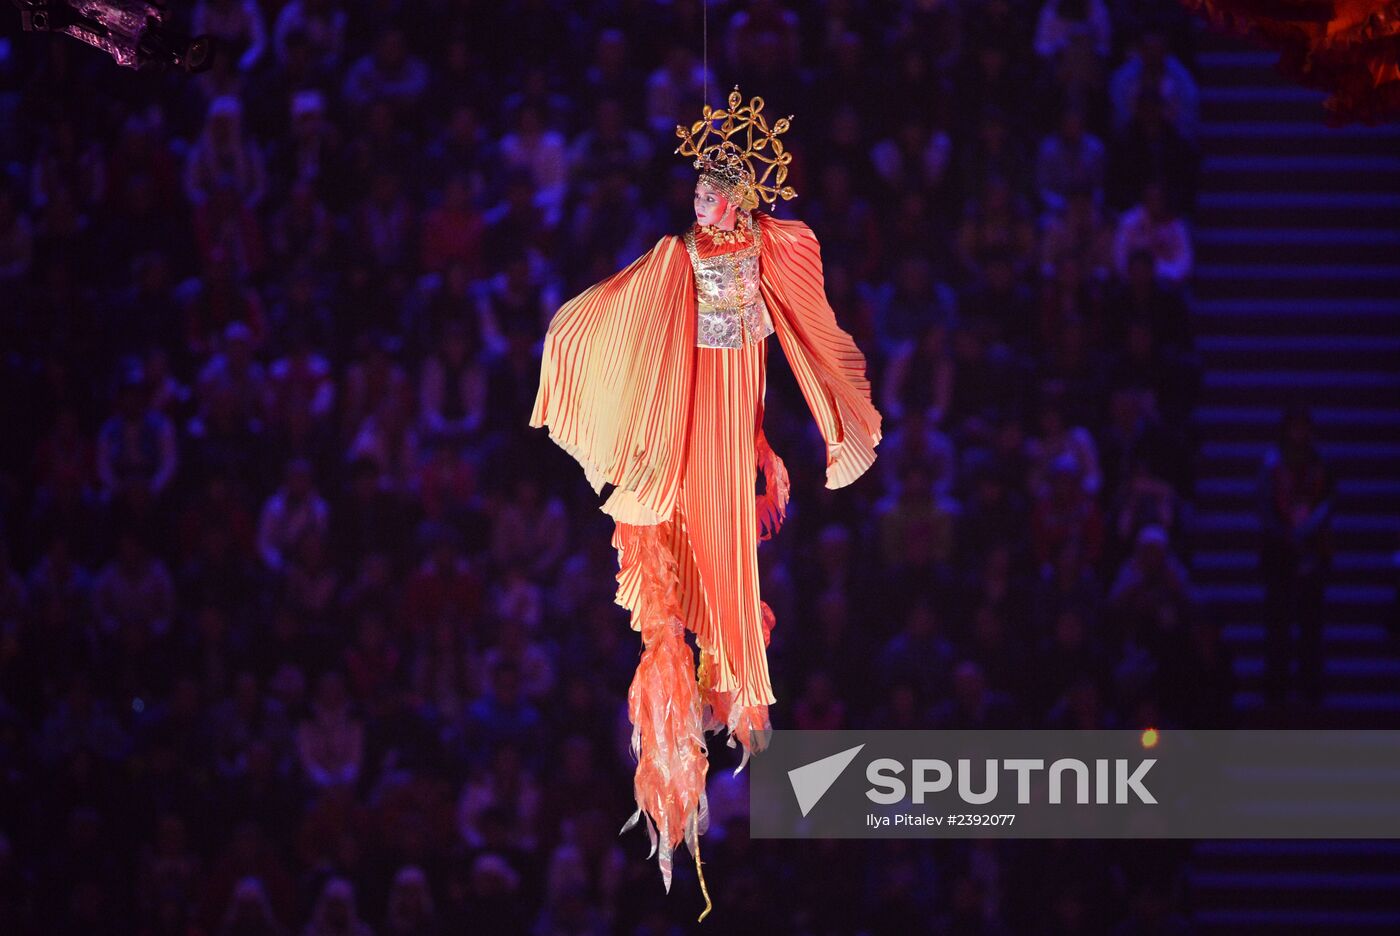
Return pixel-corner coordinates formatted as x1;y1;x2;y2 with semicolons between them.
693;180;733;229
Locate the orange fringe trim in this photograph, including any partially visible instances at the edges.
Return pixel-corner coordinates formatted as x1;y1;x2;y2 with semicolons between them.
614;523;710;902
613;437;789;918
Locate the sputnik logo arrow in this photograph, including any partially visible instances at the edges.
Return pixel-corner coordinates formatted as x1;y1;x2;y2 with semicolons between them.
788;743;865;816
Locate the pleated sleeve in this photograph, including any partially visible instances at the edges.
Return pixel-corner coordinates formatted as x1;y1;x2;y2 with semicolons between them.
757;212;883;490
529;235;698;525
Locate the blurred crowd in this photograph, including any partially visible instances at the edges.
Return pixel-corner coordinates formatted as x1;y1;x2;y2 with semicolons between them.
0;1;1224;934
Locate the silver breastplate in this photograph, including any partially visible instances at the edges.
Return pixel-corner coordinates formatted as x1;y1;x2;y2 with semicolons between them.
684;218;775;349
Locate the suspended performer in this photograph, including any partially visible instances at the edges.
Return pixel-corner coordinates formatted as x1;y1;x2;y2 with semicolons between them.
529;87;883;913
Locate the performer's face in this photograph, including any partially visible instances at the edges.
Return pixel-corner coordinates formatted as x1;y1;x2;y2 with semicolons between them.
694;180;735;228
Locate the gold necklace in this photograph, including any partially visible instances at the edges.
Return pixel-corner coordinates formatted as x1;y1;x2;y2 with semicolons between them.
698;222;749;246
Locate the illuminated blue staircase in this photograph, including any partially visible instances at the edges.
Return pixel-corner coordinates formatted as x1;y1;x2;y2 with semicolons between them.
1186;31;1400;935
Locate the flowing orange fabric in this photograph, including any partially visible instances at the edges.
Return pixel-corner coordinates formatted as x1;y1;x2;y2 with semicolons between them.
612;520;709;897
755;212;882;491
530;211;881;907
681;336;773;709
530;211;882;523
528;235;697;525
1182;0;1400;124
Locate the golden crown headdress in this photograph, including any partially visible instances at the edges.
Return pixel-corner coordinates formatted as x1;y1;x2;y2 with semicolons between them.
675;87;797;212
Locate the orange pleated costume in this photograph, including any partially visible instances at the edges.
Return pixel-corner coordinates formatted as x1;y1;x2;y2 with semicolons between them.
529;209;881;903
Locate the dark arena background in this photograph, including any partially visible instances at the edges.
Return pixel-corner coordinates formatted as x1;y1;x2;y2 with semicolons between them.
2;1;1400;934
